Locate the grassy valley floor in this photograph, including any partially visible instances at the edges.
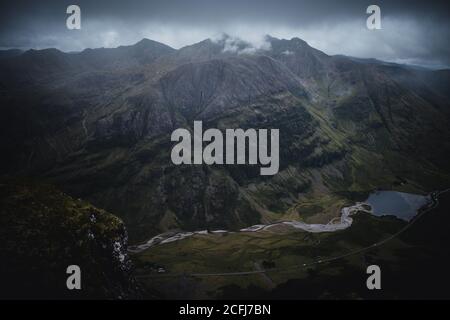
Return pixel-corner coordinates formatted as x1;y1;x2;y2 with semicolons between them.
132;190;450;299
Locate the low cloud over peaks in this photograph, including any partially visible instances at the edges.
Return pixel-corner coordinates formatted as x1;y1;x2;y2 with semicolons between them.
0;0;448;68
211;34;272;55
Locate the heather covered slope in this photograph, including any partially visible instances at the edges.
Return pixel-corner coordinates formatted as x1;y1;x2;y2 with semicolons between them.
0;35;449;243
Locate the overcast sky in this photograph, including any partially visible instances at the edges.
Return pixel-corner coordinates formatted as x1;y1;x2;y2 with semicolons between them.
0;0;449;68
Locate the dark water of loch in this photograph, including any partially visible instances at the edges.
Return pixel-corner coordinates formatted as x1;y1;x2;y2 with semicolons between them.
365;191;431;221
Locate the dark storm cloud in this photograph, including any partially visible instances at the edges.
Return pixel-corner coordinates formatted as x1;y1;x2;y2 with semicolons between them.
0;0;449;67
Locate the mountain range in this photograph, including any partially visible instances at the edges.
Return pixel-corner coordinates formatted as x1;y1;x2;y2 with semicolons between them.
1;34;449;245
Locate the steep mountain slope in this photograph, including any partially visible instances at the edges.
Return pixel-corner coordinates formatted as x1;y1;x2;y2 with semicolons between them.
0;36;449;243
0;180;140;299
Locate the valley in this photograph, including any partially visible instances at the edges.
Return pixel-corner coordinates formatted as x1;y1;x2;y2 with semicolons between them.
129;201;372;253
1;34;450;299
132;189;449;299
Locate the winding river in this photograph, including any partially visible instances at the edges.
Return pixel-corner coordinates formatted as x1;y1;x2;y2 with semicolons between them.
128;202;372;253
129;190;436;253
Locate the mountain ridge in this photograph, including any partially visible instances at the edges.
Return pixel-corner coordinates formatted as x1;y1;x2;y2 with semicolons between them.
3;35;447;71
1;35;449;243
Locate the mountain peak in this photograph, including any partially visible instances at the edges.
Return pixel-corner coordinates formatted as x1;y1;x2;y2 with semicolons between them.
177;38;223;57
133;38;174;51
135;38;155;46
265;36;309;47
290;37;309;46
